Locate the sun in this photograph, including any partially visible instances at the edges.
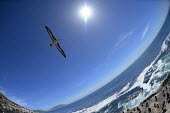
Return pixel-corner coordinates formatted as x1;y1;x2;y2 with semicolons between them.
80;4;92;23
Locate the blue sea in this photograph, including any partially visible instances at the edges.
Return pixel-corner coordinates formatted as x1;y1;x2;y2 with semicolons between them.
47;8;170;113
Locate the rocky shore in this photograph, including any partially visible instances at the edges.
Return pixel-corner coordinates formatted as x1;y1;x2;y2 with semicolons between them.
0;93;36;113
124;72;170;113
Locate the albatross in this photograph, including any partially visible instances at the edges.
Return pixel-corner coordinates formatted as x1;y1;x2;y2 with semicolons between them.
45;26;66;58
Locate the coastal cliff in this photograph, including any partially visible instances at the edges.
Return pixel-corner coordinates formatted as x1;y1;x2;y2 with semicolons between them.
0;93;36;113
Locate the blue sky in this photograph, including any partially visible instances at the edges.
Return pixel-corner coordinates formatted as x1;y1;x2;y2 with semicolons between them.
0;0;169;110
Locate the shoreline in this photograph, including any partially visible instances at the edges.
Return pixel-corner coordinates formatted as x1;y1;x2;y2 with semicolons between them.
124;72;170;113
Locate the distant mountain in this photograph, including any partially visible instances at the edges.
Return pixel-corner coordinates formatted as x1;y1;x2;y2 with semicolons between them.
33;110;45;113
48;104;67;111
33;104;67;113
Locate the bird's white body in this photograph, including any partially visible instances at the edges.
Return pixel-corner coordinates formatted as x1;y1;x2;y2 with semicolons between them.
50;39;61;47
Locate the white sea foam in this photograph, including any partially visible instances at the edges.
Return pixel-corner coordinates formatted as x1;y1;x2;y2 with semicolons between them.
73;33;170;113
123;33;170;109
124;59;168;109
127;32;170;92
72;82;131;113
120;83;130;94
161;32;170;52
72;93;118;113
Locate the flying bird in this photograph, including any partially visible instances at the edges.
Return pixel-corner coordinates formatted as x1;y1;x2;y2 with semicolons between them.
45;26;66;58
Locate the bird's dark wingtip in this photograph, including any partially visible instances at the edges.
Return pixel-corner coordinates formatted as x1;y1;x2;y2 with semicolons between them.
45;26;48;29
63;54;66;58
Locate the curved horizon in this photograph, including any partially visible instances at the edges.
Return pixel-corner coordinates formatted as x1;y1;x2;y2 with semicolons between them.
0;0;170;111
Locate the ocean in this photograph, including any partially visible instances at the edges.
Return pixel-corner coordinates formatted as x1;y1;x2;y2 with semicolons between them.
47;8;170;113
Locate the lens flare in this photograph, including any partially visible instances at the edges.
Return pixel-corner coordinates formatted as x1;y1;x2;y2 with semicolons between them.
80;4;92;23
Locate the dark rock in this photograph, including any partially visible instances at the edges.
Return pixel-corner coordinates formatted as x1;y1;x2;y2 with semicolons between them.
146;102;149;107
163;109;167;113
148;108;151;112
167;92;170;99
162;101;166;108
136;107;140;111
154;103;157;108
155;96;157;101
168;99;170;103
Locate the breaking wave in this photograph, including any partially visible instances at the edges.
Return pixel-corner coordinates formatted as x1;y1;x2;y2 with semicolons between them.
72;33;170;113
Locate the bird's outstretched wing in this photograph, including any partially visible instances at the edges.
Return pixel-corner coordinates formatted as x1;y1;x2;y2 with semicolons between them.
56;43;66;58
45;26;56;41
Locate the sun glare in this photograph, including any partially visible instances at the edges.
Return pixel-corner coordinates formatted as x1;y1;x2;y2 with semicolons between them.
80;4;92;23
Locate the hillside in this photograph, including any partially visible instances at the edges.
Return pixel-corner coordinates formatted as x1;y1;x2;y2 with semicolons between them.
0;93;36;113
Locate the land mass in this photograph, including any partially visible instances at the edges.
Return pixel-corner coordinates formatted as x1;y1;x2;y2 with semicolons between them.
0;93;36;113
